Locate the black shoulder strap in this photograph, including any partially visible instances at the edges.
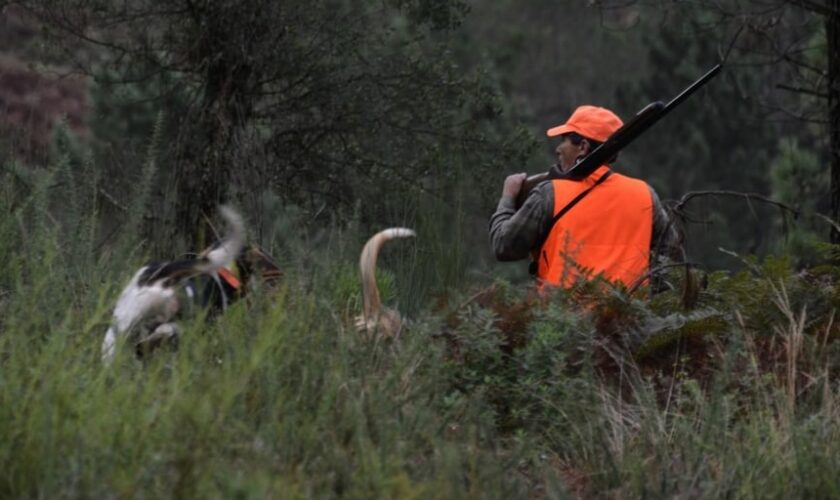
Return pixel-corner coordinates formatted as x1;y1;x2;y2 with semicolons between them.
549;169;612;228
529;169;613;276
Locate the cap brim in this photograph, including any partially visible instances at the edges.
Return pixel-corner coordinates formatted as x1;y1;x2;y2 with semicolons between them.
546;124;575;137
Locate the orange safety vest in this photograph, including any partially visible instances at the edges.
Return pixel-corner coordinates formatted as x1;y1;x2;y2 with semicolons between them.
536;165;653;288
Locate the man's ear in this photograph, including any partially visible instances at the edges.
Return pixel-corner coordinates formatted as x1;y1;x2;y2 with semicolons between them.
579;138;591;155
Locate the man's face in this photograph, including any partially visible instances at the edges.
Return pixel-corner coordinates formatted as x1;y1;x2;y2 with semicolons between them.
555;135;589;172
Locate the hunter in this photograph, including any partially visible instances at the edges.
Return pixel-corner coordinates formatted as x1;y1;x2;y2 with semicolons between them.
489;105;679;289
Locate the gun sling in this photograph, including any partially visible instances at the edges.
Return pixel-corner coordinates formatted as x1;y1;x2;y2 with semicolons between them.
528;169;613;275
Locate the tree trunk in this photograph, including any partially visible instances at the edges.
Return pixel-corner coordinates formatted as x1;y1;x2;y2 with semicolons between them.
173;11;255;249
828;0;840;243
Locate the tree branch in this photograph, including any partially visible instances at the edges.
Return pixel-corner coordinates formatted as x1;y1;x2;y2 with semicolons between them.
776;83;829;99
672;190;799;218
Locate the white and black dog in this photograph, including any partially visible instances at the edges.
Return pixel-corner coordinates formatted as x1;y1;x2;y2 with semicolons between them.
101;206;246;364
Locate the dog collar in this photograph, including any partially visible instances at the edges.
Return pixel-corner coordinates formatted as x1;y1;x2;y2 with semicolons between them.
218;267;241;290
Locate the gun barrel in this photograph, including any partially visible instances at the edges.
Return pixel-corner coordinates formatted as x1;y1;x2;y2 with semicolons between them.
566;100;665;179
664;64;721;112
512;63;721;208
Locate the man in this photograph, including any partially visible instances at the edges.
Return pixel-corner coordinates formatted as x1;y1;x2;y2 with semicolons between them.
489;105;679;289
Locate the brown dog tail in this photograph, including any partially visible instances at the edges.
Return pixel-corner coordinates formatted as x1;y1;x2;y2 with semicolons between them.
360;227;415;322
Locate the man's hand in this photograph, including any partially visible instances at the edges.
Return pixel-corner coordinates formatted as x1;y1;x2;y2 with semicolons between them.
502;173;527;199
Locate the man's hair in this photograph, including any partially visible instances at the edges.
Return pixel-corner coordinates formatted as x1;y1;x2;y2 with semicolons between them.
566;132;602;150
566;132;618;164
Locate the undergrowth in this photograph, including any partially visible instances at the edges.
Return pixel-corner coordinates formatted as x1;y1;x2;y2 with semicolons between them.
3;151;840;498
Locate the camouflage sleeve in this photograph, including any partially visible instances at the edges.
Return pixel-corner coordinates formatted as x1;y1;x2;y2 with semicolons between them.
488;182;554;261
649;186;682;262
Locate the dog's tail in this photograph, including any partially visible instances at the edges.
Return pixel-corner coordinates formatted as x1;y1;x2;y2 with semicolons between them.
136;206;247;287
360;227;415;322
102;206;246;365
196;205;246;273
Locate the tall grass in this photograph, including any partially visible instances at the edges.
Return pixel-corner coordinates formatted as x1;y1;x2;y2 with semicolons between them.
0;258;531;497
3;145;840;498
0;147;535;498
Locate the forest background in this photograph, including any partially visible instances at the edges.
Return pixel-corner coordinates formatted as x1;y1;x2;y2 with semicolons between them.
3;1;840;498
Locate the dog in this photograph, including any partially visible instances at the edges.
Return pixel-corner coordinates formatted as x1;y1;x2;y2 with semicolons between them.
355;227;415;338
101;206;246;364
128;242;282;359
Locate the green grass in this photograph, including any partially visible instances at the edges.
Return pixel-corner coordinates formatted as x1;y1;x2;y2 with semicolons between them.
0;279;547;498
4;160;840;498
5;261;840;498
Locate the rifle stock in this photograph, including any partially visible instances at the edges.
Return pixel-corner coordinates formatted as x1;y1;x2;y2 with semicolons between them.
515;172;550;206
513;64;721;208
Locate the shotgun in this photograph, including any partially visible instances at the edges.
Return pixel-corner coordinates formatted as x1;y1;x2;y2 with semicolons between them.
515;64;722;208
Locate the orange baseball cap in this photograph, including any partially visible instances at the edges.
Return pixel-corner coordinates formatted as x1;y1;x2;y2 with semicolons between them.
546;105;623;142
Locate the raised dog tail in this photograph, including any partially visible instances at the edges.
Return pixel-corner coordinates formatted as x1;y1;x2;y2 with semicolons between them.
196;205;246;274
359;227;415;323
136;206;247;288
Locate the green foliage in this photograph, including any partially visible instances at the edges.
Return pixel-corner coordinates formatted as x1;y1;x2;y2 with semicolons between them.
771;138;831;265
0;175;538;496
90;66;182;149
20;0;532;248
6;145;840;496
618;7;781;269
8;2;840;497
